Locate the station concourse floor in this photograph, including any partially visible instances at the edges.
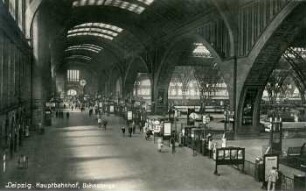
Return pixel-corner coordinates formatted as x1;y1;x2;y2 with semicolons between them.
1;110;263;191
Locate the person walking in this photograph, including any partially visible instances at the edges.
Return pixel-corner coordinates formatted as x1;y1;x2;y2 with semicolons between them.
139;121;143;133
128;125;133;137
103;119;108;130
267;167;278;191
121;126;126;137
170;136;176;154
98;117;102;128
157;138;163;152
132;121;136;134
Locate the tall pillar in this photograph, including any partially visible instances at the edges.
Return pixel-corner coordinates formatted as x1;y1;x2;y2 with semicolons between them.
31;9;52;128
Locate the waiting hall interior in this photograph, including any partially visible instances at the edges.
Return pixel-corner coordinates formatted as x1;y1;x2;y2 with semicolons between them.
0;0;306;190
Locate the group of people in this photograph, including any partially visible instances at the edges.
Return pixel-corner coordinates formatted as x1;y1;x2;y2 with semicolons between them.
121;121;145;137
55;110;69;118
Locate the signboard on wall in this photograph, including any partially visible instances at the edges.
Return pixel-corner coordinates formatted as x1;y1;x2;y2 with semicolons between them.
264;154;279;182
164;122;171;136
127;111;133;121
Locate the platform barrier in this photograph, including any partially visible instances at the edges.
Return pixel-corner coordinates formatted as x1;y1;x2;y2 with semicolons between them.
214;147;245;175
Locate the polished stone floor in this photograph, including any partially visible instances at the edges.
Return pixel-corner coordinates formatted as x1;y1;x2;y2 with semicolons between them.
1;110;262;191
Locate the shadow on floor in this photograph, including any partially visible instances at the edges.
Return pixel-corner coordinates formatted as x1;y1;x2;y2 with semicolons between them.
63;143;119;148
65;155;128;163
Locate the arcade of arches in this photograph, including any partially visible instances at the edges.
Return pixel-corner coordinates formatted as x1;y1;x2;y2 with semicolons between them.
1;0;306;190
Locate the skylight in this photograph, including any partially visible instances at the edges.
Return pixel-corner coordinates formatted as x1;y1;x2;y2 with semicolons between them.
67;32;114;40
72;0;154;14
66;55;92;61
67;22;123;41
284;47;306;59
193;43;213;58
65;44;103;53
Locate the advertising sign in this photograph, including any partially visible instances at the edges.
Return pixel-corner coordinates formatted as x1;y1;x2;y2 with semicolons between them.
264;154;279;181
110;105;114;113
164;122;171;136
127;111;133;121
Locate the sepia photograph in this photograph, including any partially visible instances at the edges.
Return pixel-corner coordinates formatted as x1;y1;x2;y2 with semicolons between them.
0;0;306;190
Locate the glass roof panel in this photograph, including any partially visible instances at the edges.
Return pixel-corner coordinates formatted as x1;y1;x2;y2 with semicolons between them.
68;22;123;41
72;0;153;14
74;23;123;33
65;44;103;53
193;43;213;58
68;28;118;37
67;32;114;40
96;0;104;5
138;0;154;6
287;47;306;59
66;55;92;61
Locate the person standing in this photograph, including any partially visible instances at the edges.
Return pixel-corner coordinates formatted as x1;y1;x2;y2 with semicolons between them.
3;151;6;173
98;117;102;128
267;167;278;191
207;133;213;159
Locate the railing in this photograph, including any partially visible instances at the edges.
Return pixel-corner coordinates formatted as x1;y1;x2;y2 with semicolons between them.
244;160;256;178
280;174;294;191
232;160;295;191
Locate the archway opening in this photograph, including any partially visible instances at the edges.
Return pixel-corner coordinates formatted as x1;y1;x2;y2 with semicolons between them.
258;47;306;132
132;73;152;111
167;65;229;128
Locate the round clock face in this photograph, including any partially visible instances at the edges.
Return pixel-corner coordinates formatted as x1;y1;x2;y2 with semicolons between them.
80;79;87;86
